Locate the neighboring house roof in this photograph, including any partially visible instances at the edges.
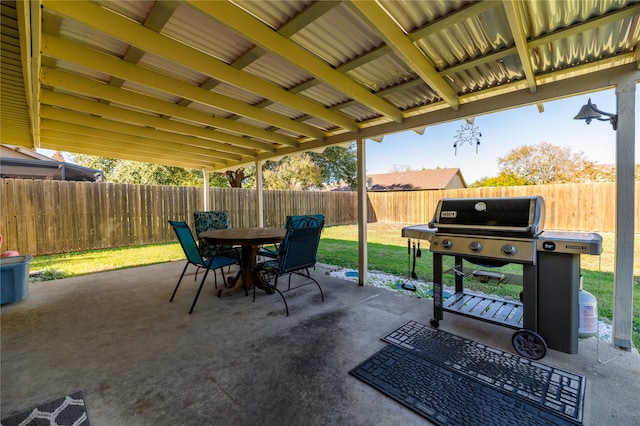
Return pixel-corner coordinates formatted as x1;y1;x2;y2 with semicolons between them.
0;145;103;182
367;169;467;191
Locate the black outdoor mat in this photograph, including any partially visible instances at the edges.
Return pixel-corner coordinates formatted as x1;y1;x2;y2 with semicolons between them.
356;320;585;425
350;344;579;426
1;391;89;426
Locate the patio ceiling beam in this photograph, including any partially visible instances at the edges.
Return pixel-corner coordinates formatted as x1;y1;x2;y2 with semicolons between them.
40;115;244;163
187;0;402;124
42;0;356;135
338;6;502;79
228;1;341;73
106;1;178;89
408;1;500;41
323;63;637;146
40;127;232;167
392;51;638;123
40;68;280;153
348;1;460;111
197;1;342;132
502;0;537;94
40;35;315;144
40;137;219;171
16;0;40;148
39;91;269;158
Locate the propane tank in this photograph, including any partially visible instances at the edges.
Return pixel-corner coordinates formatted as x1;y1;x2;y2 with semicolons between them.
578;275;598;338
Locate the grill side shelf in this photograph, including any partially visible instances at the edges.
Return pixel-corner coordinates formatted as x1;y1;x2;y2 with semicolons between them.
443;292;524;329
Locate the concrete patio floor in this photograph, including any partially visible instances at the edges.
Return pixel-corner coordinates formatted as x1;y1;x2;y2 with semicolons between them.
1;261;639;425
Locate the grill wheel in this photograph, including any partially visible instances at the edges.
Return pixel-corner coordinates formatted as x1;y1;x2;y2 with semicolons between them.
512;329;547;360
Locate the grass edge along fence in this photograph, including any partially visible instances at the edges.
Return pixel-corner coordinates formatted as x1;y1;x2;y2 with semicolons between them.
1;178;639;256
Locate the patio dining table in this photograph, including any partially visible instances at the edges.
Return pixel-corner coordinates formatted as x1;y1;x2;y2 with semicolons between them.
200;227;286;298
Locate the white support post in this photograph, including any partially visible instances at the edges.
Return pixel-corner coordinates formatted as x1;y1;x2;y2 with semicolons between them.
357;137;367;286
612;73;637;350
256;160;264;227
202;168;209;211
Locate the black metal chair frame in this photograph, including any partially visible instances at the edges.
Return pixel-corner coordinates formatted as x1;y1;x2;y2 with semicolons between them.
193;211;240;281
253;215;325;316
169;220;245;314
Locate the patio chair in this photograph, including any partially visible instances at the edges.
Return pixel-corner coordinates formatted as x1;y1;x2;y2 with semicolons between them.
193;211;240;258
193;211;240;279
252;214;325;316
257;214;324;260
169;220;244;314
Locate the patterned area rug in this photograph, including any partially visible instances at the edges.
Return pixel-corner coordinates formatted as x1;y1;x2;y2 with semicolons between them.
1;391;89;426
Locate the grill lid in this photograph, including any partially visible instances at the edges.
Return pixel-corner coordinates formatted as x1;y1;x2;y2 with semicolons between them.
428;196;545;237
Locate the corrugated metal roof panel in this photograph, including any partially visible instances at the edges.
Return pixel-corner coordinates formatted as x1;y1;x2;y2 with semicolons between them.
338;103;381;123
297;83;350;108
231;0;313;30
413;8;511;73
186;102;235;119
52;60;112;84
42;10;129;57
522;0;627;36
290;4;381;67
533;18;640;74
243;53;311;89
163;3;254;64
137;52;207;86
346;53;417;92
211;82;264;106
377;0;470;33
300;116;338;133
120;81;183;104
382;83;440;110
448;56;524;94
264;102;305;121
235;116;274;131
94;0;156;24
0;44;31;144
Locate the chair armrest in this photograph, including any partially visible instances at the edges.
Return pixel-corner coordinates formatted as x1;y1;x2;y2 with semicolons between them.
257;246;278;259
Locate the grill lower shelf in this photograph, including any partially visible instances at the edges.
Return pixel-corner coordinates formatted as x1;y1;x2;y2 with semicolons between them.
443;292;524;329
445;266;523;286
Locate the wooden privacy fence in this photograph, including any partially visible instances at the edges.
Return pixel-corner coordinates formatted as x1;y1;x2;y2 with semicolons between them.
1;178;638;255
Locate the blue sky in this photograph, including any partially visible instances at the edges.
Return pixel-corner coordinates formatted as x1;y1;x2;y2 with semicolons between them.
365;88;640;183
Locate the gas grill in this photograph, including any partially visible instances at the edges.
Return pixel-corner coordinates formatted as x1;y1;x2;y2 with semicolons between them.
402;196;602;359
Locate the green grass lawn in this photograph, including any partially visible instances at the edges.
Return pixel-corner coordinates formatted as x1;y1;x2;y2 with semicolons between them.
29;223;639;348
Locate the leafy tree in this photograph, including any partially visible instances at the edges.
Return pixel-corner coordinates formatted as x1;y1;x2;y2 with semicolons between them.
224;169;249;188
242;145;357;190
470;173;531;187
308;144;357;190
477;142;609;187
71;144;357;190
209;172;232;188
262;154;323;190
72;154;203;186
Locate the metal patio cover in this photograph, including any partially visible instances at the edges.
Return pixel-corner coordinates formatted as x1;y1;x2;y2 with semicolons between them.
1;0;639;170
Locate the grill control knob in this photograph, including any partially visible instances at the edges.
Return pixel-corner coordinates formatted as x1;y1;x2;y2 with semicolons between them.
502;243;517;256
441;239;453;249
469;241;482;252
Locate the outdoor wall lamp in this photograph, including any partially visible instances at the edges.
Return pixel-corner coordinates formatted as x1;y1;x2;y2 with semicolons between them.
573;98;617;130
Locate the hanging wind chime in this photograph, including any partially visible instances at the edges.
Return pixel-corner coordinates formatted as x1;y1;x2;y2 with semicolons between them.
453;122;482;155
